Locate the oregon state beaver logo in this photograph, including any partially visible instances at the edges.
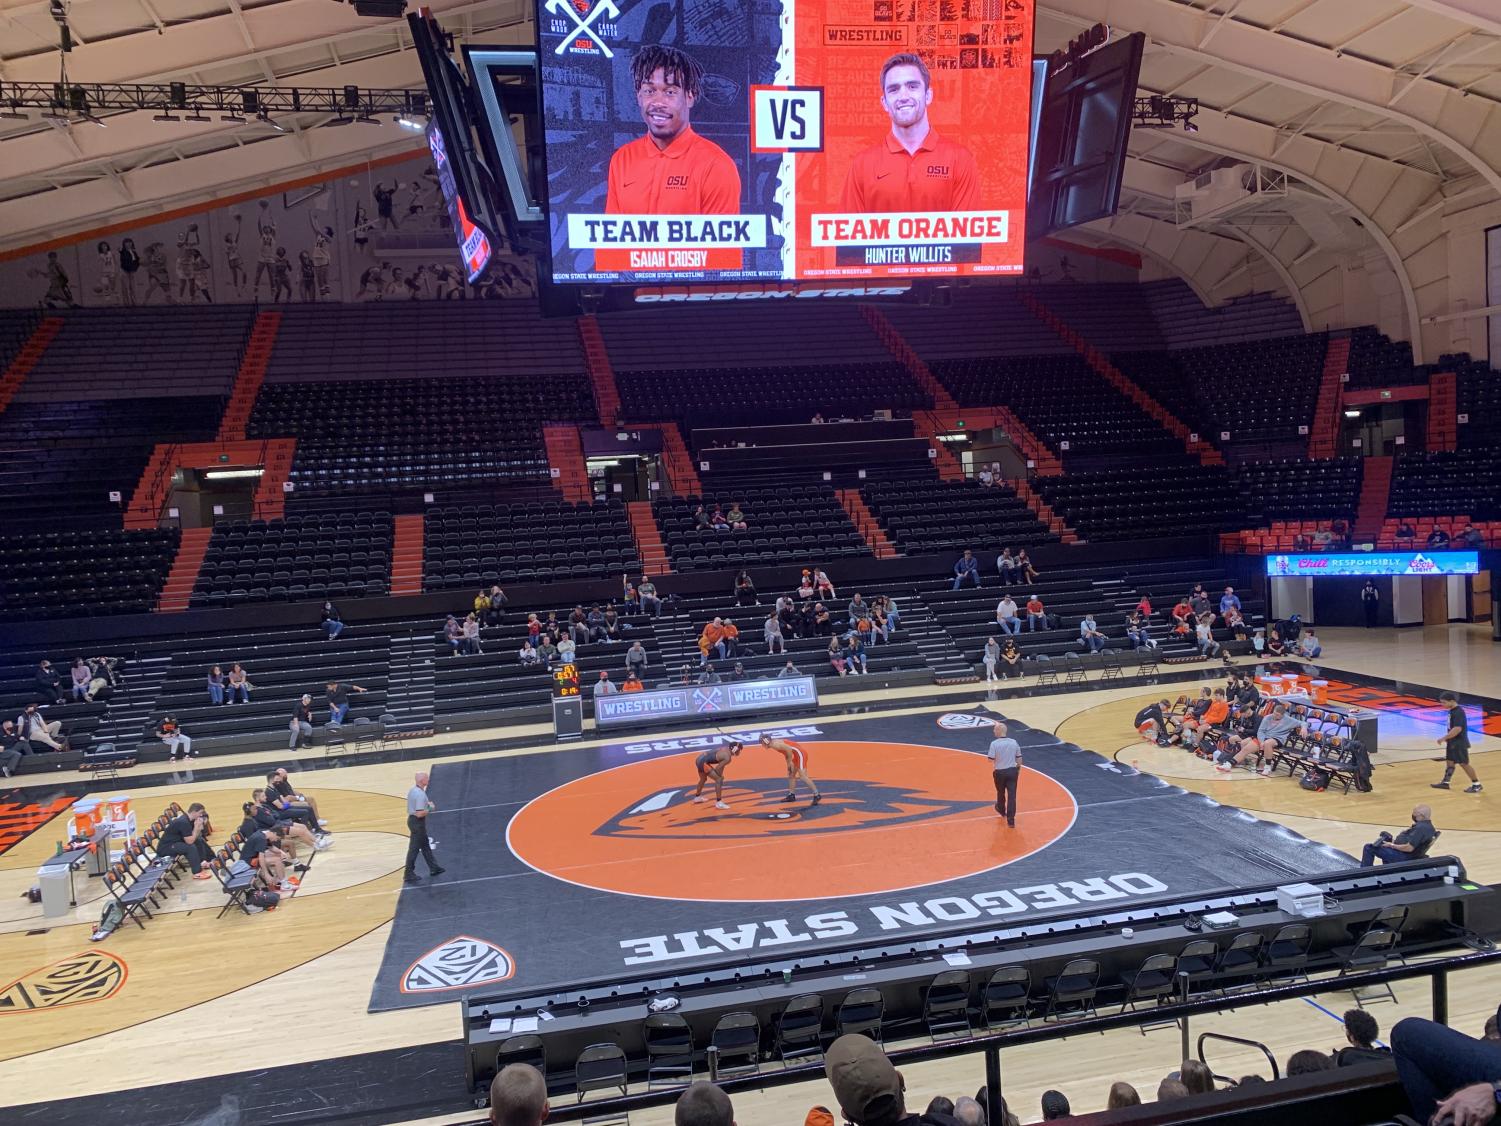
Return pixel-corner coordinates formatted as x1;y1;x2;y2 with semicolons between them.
507;740;1076;903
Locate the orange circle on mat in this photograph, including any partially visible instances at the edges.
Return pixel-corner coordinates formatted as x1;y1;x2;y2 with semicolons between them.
506;740;1077;902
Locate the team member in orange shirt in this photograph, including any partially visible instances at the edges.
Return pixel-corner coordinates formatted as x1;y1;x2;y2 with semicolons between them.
600;46;742;271
839;53;981;213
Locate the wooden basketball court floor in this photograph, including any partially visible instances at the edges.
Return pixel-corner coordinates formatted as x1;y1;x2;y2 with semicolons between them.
1;624;1498;1124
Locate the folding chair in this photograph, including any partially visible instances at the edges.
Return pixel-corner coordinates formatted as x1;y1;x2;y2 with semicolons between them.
643;1012;694;1089
775;994;824;1066
574;1043;629;1101
836;986;885;1044
982;966;1031;1030
708;1012;760;1078
923;970;973;1041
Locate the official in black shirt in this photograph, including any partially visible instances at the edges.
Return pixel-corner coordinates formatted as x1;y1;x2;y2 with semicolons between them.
1432;691;1482;793
1360;805;1436;866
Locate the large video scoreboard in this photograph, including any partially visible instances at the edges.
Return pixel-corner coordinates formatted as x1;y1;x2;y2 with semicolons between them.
536;0;1035;285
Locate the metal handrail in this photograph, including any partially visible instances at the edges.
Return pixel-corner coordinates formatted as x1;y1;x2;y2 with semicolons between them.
449;945;1501;1124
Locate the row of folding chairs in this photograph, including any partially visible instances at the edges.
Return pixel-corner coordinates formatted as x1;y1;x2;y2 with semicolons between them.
101;802;188;930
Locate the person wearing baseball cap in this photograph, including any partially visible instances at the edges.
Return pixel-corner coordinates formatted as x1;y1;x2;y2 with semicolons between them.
825;1034;912;1126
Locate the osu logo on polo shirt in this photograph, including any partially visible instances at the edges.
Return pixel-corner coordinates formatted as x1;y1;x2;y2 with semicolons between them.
839;130;981;213
506;740;1075;902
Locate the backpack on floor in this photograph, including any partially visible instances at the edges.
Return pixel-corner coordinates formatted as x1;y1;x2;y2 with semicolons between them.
1300;769;1330;792
247;889;281;910
92;900;124;941
1349;740;1374;793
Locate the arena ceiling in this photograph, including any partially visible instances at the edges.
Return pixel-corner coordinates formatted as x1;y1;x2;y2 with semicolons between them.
1;0;1497;355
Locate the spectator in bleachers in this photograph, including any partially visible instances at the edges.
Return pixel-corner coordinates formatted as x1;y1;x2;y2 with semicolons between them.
1015;550;1039;584
1219;587;1241;617
727;503;747;532
710;506;731;532
325;681;367;725
952;1097;982;1126
639;575;662;618
849;593;872;631
1025;594;1047;632
1196;614;1226;661
603;604;623;642
587;605;608;642
883;595;900;636
1106;1082;1140;1109
1189;584;1212;617
69;658;91;701
206;665;226;705
623;671;644;692
1332;1009;1389;1066
1179;1060;1213;1095
814;603;833;636
1170;597;1194;633
85;657;118;703
765;613;785;655
1427;527;1450;548
484;585;509;626
729;662;749;681
1039;1090;1070;1120
952;550;981;590
996;595;1021;635
693;505;711;530
1155;1078;1189;1102
34;660;62;704
524;614;542;645
828;636;848;676
999;639;1022;679
779;659;803;678
557;635;577;664
982;637;1000;683
1298;629;1322;658
868;597;890;644
518;639;540;666
1395;521;1416;545
734;570;758;606
1266;629;1288;657
158;802;214;879
594;671;618;698
321;601;344;640
443;615;463;654
1;721;31;777
1285;1050;1333;1077
16;703;66;752
1222;604;1248;639
977;465;994;487
568;607;589;645
1126;610;1156;650
815;569;836;599
462;614;482;655
621;576;639;613
698;663;722;685
845;632;868;675
1079;614;1106;654
698;619;724;664
289;695;315;750
1459;523;1485;548
625;639;649;678
997;548;1018;586
537;636;559;666
157;714;194;760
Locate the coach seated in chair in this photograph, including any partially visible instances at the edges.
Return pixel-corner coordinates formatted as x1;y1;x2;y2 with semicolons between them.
1361;805;1436;867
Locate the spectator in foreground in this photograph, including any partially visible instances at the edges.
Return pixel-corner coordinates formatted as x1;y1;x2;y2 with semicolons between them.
626;640;649;678
1285;1050;1333;1077
1106;1082;1139;1109
996;595;1021;635
952;549;981;590
320;600;344;640
1393;1006;1501;1123
207;665;226;705
1333;1009;1390;1066
823;1034;918;1126
1039;1090;1070;1120
489;1062;548;1126
638;575;662;618
778;659;803;678
1179;1060;1213;1095
676;1081;733;1126
1155;1078;1189;1102
952;1097;983;1126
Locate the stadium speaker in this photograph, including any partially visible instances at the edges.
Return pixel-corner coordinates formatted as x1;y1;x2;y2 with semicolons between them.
350;0;409;16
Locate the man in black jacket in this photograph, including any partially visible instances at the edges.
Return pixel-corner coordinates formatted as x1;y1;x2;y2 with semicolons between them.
34;660;62;704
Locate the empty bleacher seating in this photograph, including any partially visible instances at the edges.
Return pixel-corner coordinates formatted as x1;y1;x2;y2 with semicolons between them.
1034;464;1250;542
655;485;870;571
189;511;394;608
1344;326;1421;388
0;528;180;620
860;480;1057;555
1388;448;1501;523
423;500;640;589
1237;458;1363;525
1455;358;1501;448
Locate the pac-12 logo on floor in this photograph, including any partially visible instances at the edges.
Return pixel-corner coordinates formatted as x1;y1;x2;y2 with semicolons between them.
401;936;514;993
937;712;997;730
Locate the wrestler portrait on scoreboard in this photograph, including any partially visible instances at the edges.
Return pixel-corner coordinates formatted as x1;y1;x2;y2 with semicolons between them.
839;52;982;214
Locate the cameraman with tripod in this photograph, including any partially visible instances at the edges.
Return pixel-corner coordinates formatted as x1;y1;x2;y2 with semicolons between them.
1361;804;1435;867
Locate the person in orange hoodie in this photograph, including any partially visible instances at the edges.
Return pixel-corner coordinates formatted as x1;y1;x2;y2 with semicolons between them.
1181;688;1231;755
699;617;726;665
718;619;741;661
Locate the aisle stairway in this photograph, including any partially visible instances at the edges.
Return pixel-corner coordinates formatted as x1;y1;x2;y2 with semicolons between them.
90;654;172;752
836;489;899;558
391;514;425;596
387;631;437;736
1353;456;1393;542
861;304;958;410
541;424;591;503
1426;370;1458;453
578;314;622;427
216;311;282;442
0;316;63;419
626;501;672;575
155;527;214;612
1308;335;1350;459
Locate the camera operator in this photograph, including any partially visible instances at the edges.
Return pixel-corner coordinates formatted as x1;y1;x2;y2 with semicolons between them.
1360;804;1435;867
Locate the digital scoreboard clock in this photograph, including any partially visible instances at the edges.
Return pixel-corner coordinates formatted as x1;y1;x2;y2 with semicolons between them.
552;662;580;697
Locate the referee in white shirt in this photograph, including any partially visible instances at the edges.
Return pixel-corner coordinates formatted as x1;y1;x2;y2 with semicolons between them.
987;721;1023;828
404;771;445;885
